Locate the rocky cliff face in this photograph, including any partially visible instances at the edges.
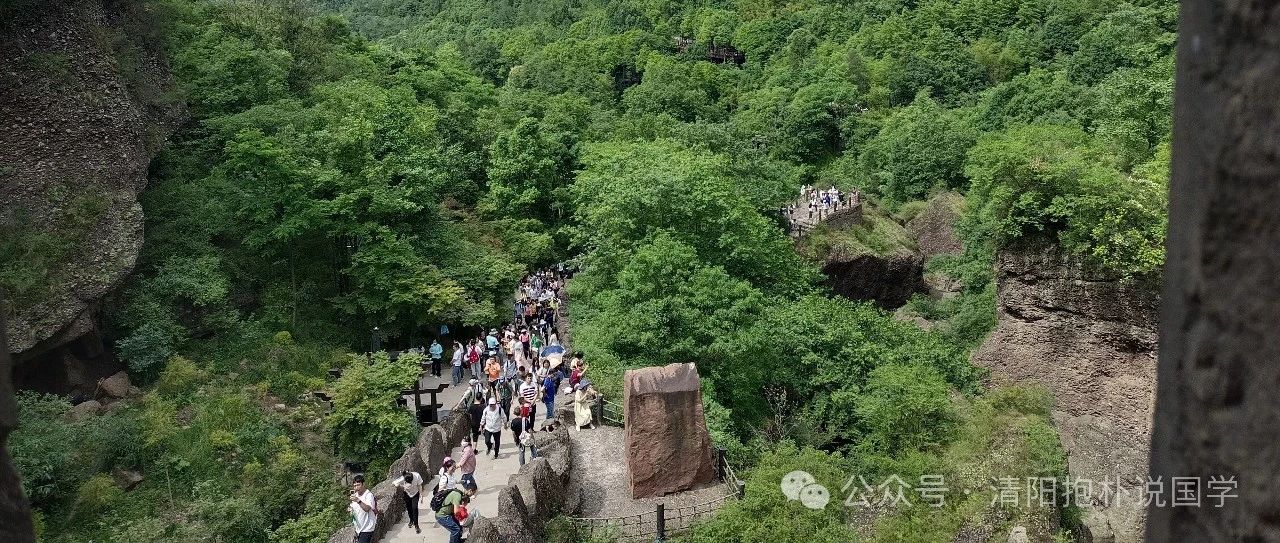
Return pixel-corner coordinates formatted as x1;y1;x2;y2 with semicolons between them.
971;247;1158;543
0;0;182;389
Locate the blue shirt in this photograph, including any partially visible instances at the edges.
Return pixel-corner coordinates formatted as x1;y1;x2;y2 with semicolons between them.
486;335;499;349
429;342;443;359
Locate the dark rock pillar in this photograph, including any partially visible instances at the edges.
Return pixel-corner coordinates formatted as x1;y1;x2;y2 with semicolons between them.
0;307;37;543
1147;1;1280;541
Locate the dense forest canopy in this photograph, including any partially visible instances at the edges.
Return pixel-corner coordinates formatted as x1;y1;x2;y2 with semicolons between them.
7;0;1172;541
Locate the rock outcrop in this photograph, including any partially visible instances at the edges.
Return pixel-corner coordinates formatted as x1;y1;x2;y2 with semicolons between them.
0;311;36;543
971;246;1158;543
0;0;182;389
906;192;965;263
822;253;924;309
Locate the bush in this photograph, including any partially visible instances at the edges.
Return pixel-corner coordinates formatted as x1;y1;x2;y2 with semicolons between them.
71;474;124;520
155;355;209;397
117;321;179;373
856;364;957;454
325;351;421;473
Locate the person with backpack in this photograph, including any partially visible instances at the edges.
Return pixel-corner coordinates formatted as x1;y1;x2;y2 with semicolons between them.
433;482;476;543
347;474;376;543
497;377;514;419
468;338;483;380
391;469;424;533
511;405;537;465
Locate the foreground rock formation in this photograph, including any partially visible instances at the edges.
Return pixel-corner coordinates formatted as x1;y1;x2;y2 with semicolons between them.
0;0;182;390
1147;1;1280;540
0;311;36;543
624;363;716;498
972;246;1158;542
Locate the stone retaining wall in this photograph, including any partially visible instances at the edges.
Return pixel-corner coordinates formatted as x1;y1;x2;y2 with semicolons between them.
327;407;473;543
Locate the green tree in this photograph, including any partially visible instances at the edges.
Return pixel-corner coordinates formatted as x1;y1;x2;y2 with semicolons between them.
858;92;978;204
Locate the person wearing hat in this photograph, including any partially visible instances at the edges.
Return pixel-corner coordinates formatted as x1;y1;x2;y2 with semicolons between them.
458;439;477;488
463;378;485;406
481;397;505;458
485;329;499;351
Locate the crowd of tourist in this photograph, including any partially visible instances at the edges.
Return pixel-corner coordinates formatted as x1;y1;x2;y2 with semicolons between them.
780;184;861;235
348;265;601;543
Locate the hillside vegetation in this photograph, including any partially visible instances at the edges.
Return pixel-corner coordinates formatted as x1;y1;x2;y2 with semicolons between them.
7;0;1172;541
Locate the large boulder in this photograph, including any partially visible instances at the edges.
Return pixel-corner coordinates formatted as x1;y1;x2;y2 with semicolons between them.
2;0;183;378
98;371;132;399
623;363;716;499
66;399;101;421
821;252;924;309
495;484;538;543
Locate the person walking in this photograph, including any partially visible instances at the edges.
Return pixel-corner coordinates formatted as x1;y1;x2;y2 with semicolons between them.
436;457;457;492
458;439;477;488
498;376;513;418
348;474;376;543
429;339;444;378
466;396;484;445
484;356;502;392
511;405;537;465
541;371;557;420
450;341;464;386
392;469;425;533
481;397;504;458
519;376;538;420
434;483;476;543
468;339;483;380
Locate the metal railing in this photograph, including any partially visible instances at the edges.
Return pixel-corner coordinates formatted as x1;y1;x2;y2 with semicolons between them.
600;397;624;427
565;446;745;541
567;486;741;542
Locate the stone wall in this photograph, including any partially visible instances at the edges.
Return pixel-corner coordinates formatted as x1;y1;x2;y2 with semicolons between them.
1146;0;1280;540
326;408;473;543
470;403;577;543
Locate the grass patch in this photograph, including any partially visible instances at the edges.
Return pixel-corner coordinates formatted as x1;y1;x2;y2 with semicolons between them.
0;191;111;316
797;205;917;261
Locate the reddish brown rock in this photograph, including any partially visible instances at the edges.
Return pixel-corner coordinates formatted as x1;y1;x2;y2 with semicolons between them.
623;363;716;499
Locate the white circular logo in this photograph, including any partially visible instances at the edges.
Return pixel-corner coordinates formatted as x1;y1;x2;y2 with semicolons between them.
799;482;831;509
780;470;817;500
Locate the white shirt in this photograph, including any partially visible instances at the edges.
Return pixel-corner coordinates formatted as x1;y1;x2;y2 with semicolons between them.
437;468;457;491
349;489;376;533
392;472;423;497
481;405;505;433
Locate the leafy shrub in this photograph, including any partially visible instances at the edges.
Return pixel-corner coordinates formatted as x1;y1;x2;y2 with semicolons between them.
325;351;421;473
856;364;957;454
71;474;124;520
155;355;209;397
117;321;179;373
